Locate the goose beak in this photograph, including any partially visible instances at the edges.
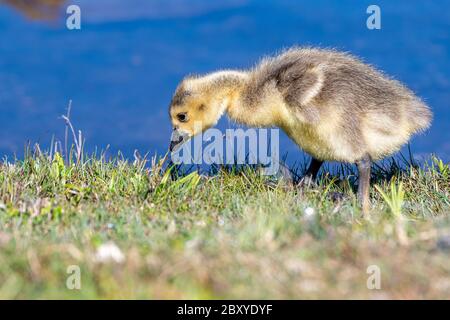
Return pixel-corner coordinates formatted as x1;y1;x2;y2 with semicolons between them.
169;128;189;152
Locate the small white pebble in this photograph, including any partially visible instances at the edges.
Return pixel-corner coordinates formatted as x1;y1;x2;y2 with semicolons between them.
95;242;125;264
218;217;225;226
304;207;315;219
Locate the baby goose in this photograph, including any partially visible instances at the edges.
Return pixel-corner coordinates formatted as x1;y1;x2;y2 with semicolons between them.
168;47;432;214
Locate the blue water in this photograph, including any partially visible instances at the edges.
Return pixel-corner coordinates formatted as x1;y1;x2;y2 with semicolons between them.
0;0;449;163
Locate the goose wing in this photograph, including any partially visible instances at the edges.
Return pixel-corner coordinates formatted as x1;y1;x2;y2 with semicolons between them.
275;60;324;108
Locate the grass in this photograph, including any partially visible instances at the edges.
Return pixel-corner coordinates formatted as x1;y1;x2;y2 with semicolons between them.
0;147;449;299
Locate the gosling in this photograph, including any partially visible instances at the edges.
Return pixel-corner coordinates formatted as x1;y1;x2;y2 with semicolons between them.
168;47;432;214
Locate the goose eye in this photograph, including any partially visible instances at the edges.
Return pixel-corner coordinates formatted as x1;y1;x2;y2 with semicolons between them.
177;112;188;122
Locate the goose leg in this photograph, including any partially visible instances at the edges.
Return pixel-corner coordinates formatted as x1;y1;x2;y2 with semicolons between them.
305;157;323;180
298;157;323;188
357;155;372;215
